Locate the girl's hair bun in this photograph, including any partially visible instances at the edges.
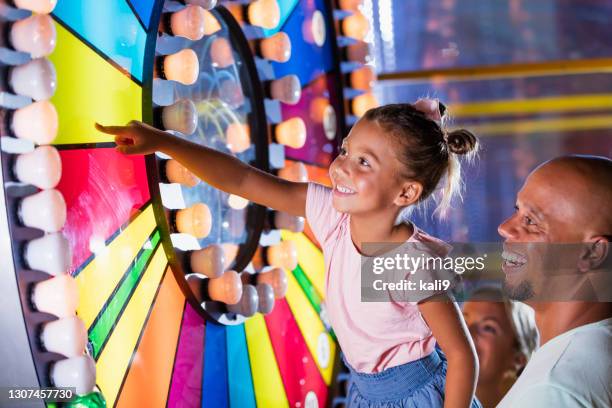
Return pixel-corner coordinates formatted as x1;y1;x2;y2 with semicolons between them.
446;128;478;155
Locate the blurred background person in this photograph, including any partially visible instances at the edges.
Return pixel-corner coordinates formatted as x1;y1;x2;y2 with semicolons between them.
462;287;539;408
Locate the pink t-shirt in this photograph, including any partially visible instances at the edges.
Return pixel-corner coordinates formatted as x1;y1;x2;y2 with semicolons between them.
306;183;451;373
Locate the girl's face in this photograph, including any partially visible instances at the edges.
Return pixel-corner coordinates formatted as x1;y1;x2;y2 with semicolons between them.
462;301;523;384
328;119;407;215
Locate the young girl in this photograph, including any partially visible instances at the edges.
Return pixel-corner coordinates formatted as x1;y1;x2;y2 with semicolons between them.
97;98;481;408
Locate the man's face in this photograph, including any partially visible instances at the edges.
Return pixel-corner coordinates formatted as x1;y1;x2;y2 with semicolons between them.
497;164;588;301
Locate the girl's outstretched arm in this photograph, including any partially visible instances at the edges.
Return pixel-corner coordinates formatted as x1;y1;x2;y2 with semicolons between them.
419;296;478;408
96;121;307;217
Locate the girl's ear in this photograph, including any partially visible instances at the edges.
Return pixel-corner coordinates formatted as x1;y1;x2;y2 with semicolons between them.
395;181;422;207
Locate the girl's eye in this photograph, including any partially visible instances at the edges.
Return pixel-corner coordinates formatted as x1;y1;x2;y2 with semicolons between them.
482;324;498;335
359;157;370;167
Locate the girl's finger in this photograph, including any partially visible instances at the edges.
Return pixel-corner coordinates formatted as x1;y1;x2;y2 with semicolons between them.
114;134;135;146
95;123;126;135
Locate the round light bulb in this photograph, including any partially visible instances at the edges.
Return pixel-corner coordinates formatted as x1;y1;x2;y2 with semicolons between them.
10;14;56;58
32;274;78;317
51;355;96;395
352;92;378;117
11;100;59;145
13;0;57;14
165;159;200;187
227;284;258;317
256;283;275;314
162;49;199;85
339;0;364;11
256;267;288;298
190;244;225;278
207;270;242;304
247;0;280;29
169;5;207;41
346;41;372;64
210;37;234;68
218;79;244;108
10;57;57;101
19;189;66;233
228;194;249;210
41;316;87;357
278;161;308;182
259;32;291;63
267;240;298;271
24;232;71;276
175;203;212;238
201;9;222;34
14;145;62;189
225;123;250;153
310;10;326;47
222;243;239;269
269;75;301;105
342;12;369;40
161;99;198;135
275;117;307;149
350;65;376;90
184;0;217;9
274;211;305;233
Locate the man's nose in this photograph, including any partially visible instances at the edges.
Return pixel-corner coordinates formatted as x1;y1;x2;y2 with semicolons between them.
498;215;519;240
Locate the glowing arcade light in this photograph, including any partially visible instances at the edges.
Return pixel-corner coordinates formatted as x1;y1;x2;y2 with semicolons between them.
210;37;234;68
181;0;217;9
277;161;308;182
255;32;291;63
226;284;258;317
160;99;198;135
24;232;72;276
274;117;307;149
40;316;87;357
189;244;225;278
228;194;249;210
19;189;66;233
14;145;61;189
228;0;280;30
164;159;200;187
187;270;243;304
50;355;96;395
172;203;212;238
9;58;57;101
350;65;376;91
9;14;56;58
160;5;207;41
256;283;275;314
345;40;372;64
31;274;79;317
10;100;59;145
267;240;298;271
341;12;370;40
218;78;245;108
267;75;301;105
351;92;379;117
225;122;251;153
156;49;199;85
256;267;288;299
339;0;364;11
11;0;57;14
274;211;305;233
309;97;337;140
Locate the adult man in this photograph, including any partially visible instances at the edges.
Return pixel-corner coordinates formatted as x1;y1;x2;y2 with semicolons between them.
496;155;611;407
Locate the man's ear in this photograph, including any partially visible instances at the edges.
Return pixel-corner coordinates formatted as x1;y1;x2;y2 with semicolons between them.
513;352;528;374
394;181;422;207
578;236;610;272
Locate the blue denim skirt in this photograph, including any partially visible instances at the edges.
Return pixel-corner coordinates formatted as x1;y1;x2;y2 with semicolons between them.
344;348;482;408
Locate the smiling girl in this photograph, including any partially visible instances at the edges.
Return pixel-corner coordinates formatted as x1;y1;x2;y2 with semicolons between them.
97;99;481;407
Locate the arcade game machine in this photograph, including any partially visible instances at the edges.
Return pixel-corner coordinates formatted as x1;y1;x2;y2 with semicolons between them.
0;0;378;407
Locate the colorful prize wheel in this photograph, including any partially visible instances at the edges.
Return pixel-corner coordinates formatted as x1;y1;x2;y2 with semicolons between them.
0;0;373;407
